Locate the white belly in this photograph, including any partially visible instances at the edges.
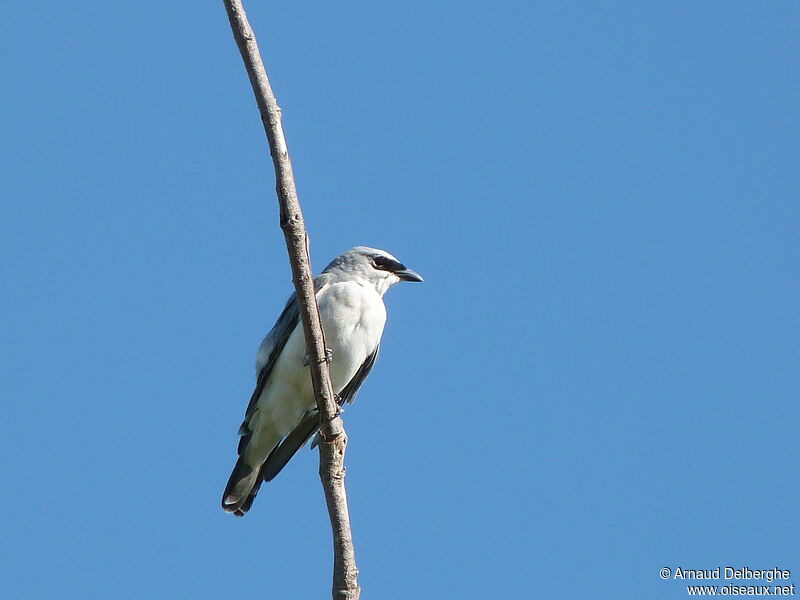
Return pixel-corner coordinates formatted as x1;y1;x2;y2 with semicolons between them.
245;281;386;460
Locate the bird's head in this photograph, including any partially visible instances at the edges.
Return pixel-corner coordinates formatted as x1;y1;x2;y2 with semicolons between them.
323;246;423;295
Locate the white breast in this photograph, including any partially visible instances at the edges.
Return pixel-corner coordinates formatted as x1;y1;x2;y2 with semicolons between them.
317;281;386;392
245;280;387;460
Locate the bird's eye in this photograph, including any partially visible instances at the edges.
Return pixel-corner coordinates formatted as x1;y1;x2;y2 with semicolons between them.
371;256;397;272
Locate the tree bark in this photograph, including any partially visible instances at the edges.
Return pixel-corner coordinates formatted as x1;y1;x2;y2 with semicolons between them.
221;2;360;598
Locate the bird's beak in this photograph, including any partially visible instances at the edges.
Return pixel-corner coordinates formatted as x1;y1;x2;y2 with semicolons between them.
395;267;424;282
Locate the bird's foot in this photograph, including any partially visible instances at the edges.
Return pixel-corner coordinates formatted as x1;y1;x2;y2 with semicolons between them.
333;399;345;416
303;348;333;367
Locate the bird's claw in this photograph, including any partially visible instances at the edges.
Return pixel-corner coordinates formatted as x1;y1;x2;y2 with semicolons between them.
333;399;345;417
303;348;333;367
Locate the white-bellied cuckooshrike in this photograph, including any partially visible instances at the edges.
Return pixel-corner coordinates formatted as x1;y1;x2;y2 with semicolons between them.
222;246;423;516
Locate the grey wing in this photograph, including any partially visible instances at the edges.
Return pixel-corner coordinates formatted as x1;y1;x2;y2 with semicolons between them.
236;292;300;453
338;343;380;406
259;344;380;481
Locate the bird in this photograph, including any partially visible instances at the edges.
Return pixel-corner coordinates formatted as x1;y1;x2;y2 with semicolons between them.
221;246;423;516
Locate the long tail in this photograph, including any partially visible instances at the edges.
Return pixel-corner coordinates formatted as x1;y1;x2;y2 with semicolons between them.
221;412;322;517
221;458;263;517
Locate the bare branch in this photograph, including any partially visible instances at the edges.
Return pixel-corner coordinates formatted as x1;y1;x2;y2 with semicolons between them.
221;2;360;598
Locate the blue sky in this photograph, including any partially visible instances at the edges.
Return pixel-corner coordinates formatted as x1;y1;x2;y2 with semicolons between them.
1;2;798;598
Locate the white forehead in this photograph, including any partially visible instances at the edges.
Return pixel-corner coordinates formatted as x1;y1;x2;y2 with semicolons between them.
351;246;399;261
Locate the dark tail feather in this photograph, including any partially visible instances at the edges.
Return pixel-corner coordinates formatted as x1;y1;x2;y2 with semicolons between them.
221;413;321;517
260;413;320;483
221;458;262;517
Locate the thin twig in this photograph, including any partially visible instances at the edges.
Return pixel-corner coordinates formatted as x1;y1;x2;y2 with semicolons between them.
221;2;360;598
